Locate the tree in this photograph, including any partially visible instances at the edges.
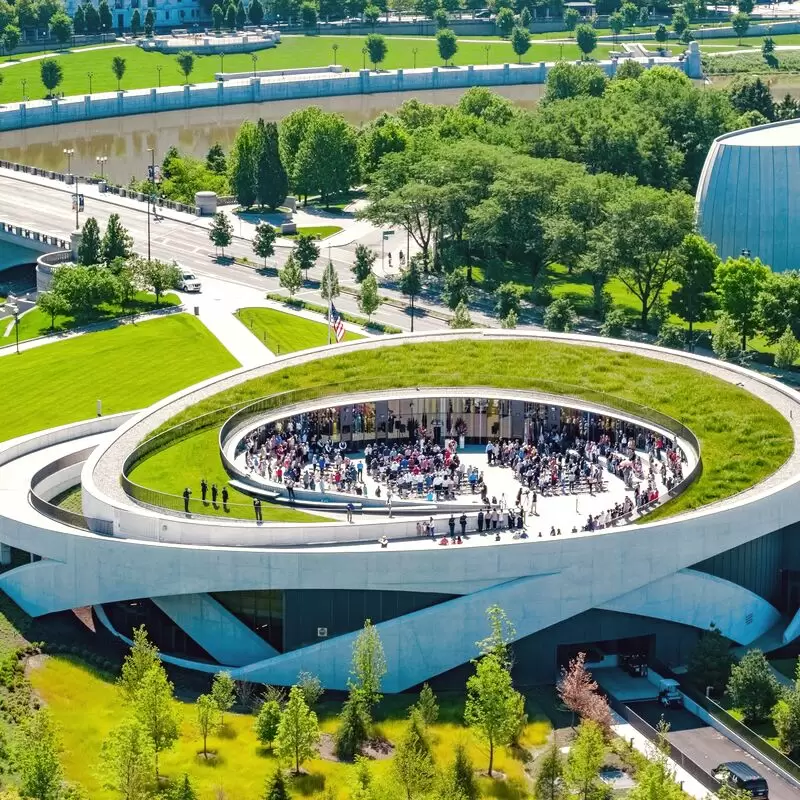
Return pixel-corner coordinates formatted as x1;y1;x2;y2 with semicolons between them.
165;774;198;800
414;683;439;726
712;313;742;362
399;256;422;332
195;694;219;759
300;0;317;27
3;23;20;53
212;3;224;31
130;8;141;35
654;23;668;45
638;6;649;28
536;740;566;800
465;653;524;776
621;1;637;28
365;32;387;70
495;281;522;318
762;36;777;68
728;75;775;120
211;672;236;724
134;665;180;778
17;709;63;800
111;55;127;91
393;711;435;800
255;699;282;749
672;8;688;36
557;651;612;731
37;291;69;330
275;685;320;774
99;0;113;30
364;4;381;28
236;0;246;27
100;718;155;800
263;769;290;800
687;623;734;694
176;50;195;84
294;233;320;280
78;217;102;265
321;260;340;301
564;7;580;35
574;23;597;59
335;690;371;761
209;212;234;256
101;213;133;263
229;120;258;209
715;255;770;350
49;11;72;45
564;719;604;800
225;2;237;29
255;119;288;210
447;743;477;800
118;625;160;703
731;11;749;44
358;272;380;320
436;28;458;65
279;253;304;296
496;7;514;36
50;264;118;318
543;61;607;101
450;300;472;328
297;672;323;709
349;619;386;711
253;222;277;268
433;6;448;28
73;6;86;35
249;0;265;24
773;678;800;757
40;59;64;97
85;3;101;33
510;25;530;62
608;11;623;41
543;297;575;332
206;143;227;175
443;269;471;310
669;233;718;348
727;649;780;724
627;719;685;800
775;327;800;369
144;7;154;35
476;604;517;670
139;258;181;305
352;244;376;283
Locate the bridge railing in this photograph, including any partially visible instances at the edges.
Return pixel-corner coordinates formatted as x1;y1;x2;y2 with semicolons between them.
0;220;69;250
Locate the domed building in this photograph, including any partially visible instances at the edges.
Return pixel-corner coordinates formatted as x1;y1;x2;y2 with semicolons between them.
696;118;800;272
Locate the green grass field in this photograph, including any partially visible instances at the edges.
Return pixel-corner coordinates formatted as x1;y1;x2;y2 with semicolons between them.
235;306;363;355
3;291;180;344
0;313;239;443
148;338;793;520
0;36;612;102
282;225;343;239
30;655;549;800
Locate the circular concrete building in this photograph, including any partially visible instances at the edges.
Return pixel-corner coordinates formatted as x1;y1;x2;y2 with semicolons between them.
696;118;800;272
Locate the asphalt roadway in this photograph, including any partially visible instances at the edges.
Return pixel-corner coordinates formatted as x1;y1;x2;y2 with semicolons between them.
634;701;800;800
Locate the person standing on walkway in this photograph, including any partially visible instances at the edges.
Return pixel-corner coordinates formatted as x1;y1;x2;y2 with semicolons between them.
477;509;484;533
200;478;208;502
183;487;192;513
459;513;467;537
253;497;262;522
211;483;218;505
221;486;229;509
346;502;354;523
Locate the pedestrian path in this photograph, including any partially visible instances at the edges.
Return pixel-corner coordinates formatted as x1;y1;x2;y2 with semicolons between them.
0;41;132;71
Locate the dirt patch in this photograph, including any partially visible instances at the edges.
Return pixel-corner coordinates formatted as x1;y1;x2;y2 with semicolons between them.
478;770;508;781
318;733;394;763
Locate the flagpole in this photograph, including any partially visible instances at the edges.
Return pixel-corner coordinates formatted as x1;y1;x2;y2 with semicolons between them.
326;262;332;345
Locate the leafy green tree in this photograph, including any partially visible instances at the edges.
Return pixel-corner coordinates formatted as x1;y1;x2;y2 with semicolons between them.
564;7;580;34
687;623;734;694
564;719;604;800
100;717;154;800
138;258;182;305
294;233;320;280
212;3;224;31
655;22;668;44
393;711;435;800
321;259;340;301
608;11;623;40
536;740;566;800
349;619;386;711
17;709;63;800
253;222;277;268
229;119;258;209
510;25;530;62
50;264;117;317
399;256;422;332
279;253;304;296
249;0;265;23
84;3;101;33
296;673;322;710
101;213;133;263
727;649;780;724
165;774;198;800
236;0;246;27
226;2;237;28
436;28;457;64
49;11;72;44
99;0;112;30
349;756;374;800
144;7;154;35
118;625;160;703
574;23;597;59
762;36;777;68
37;291;69;330
263;769;290;800
464;653;524;776
256;119;288;210
433;6;448;28
255;699;282;749
495;282;522;318
496;7;514;36
773;675;800;757
73;7;86;35
176;50;195;84
40;59;64;96
672;8;688;36
627;720;684;800
196;694;219;759
206;143;227;175
414;683;439;726
775;327;800;369
543;297;576;332
621;1;637;27
3;23;20;53
335;690;371;761
715;255;770;349
364;4;380;28
300;0;317;27
209;212;234;256
279;106;324;182
727;75;775;120
669;233;718;347
365;33;387;69
111;55;127;90
543;61;607;101
358;272;380;320
130;8;140;35
134;665;180;778
443;742;477;800
211;672;236;724
352;244;376;283
78;217;102;265
638;6;650;27
443;268;471;310
275;685;320;774
450;300;472;328
731;11;749;43
712;313;742;362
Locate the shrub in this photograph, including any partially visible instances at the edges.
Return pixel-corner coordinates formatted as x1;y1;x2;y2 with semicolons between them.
543;297;576;332
599;308;627;338
657;324;686;350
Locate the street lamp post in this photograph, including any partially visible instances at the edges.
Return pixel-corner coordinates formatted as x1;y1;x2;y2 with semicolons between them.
485;44;490;65
412;47;418;68
87;71;93;93
219;51;225;75
96;155;107;179
21;78;27;101
63;148;79;230
251;52;258;77
332;42;338;65
3;300;20;355
156;65;162;87
362;47;367;69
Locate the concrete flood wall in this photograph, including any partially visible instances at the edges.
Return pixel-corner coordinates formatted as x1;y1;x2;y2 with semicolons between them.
0;54;700;133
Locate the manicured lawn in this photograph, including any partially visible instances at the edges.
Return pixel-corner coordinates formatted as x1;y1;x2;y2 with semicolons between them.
150;338;793;520
0;313;239;443
3;291;180;344
282;225;343;239
0;36;612;103
30;655;549;800
128;427;325;522
235;307;363;355
698;33;800;48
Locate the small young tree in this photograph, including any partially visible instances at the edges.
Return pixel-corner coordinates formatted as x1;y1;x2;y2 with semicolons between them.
775;326;800;369
713;313;742;362
365;33;387;70
134;665;180;778
628;719;684;800
464;653;524;776
358;272;380;320
495;282;522;319
209;212;234;257
731;11;750;44
275;685;320;775
447;742;478;800
399;256;422;332
556;652;612;732
335;690;371;761
144;7;154;35
773;681;800;757
496;7;514;36
393;711;436;800
196;693;219;759
101;718;155;800
297;672;324;708
351;243;376;283
294;233;320;280
443;268;471;310
78;217;102;265
176;50;195;84
3;24;21;53
139;258;182;305
321;259;341;301
131;8;141;35
543;297;576;332
349;619;387;711
574;24;597;59
37;291;69;330
16;709;63;800
102;213;133;263
449;300;472;329
436;28;458;65
211;671;236;724
655;23;668;45
111;55;127;90
255;699;282;750
263;769;290;800
253;222;277;268
510;25;531;63
608;11;624;42
564;720;605;800
564;7;580;35
49;11;73;45
166;774;198;800
414;683;439;726
727;649;780;723
279;252;304;296
687;623;734;695
536;740;566;800
119;624;161;702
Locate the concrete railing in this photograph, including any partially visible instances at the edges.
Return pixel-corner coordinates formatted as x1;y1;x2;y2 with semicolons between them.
35;251;72;292
0;220;69;254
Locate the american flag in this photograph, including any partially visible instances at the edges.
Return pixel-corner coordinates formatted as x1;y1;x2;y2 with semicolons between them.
330;303;346;343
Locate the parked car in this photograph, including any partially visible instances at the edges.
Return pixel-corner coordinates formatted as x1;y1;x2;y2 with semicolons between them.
712;762;769;799
657;678;683;709
179;270;202;292
473;9;493;17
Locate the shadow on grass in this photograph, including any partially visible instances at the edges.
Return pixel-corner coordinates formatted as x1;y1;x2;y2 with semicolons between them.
217;722;237;739
290;771;325;795
195;750;224;767
481;776;529;800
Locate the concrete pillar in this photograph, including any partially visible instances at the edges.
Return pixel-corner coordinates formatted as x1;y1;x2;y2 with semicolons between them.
250;75;260;102
539;61;546;82
70;229;82;257
432;65;438;88
183;83;191;107
19;102;26;126
0;545;11;565
396;67;403;90
685;41;702;79
359;68;369;93
217;79;224;104
150;86;157;111
503;62;510;84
